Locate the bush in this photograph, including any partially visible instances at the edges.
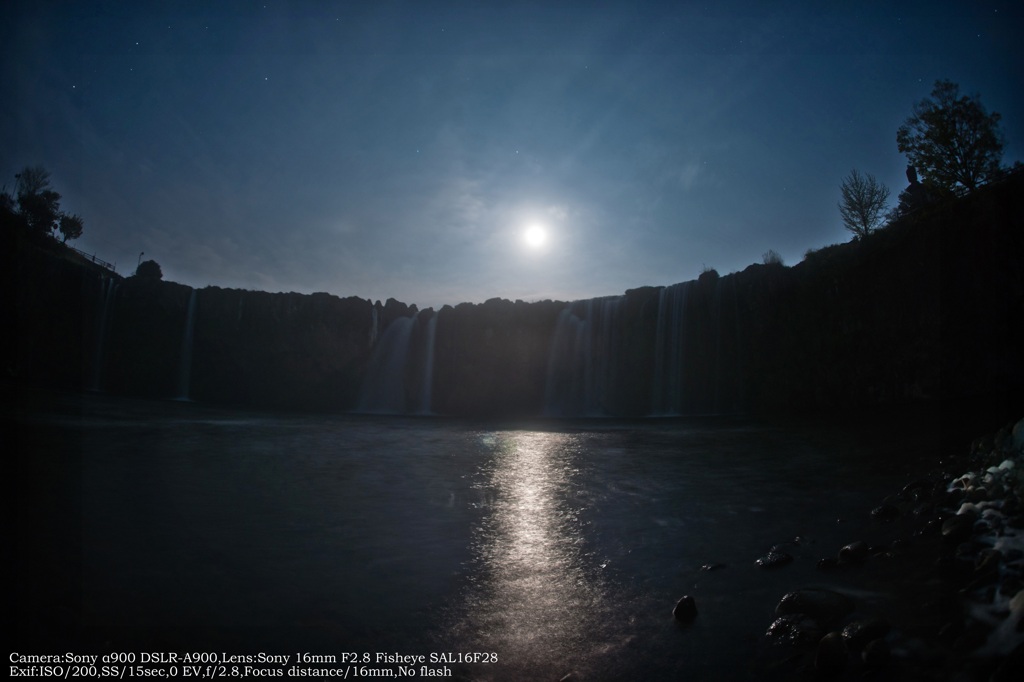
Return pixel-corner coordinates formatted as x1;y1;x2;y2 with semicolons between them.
762;249;784;266
698;265;719;285
135;259;163;279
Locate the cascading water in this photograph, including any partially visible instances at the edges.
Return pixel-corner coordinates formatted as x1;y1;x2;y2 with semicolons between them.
417;312;438;415
543;296;624;417
357;309;438;415
176;289;198;401
357;315;416;414
90;276;118;392
369;305;379;346
715;276;744;414
648;277;743;416
650;282;691;415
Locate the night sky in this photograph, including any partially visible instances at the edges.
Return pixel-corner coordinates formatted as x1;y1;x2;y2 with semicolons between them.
3;1;1021;309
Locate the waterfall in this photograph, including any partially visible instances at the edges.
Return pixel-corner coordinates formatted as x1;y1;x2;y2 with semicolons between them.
90;276;118;391
357;315;416;414
417;312;438;415
650;282;691;415
714;276;743;414
369;305;379;346
648;277;745;416
543;296;624;417
357;309;439;415
176;289;198;401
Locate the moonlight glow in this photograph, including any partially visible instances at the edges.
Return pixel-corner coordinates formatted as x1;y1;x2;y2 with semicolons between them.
524;224;547;249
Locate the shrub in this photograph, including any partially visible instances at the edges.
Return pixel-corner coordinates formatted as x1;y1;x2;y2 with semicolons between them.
762;249;784;266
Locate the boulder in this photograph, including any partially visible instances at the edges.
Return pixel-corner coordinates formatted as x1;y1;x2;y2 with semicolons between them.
862;638;890;668
672;595;698;622
756;551;793;569
871;503;901;521
776;589;855;623
814;631;847;676
765;614;821;646
942;515;976;545
841;618;890;650
838;540;869;564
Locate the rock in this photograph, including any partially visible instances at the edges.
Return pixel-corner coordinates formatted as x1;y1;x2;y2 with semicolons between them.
938;619;965;645
764;614;821;646
861;638;890;668
871;503;900;521
816;557;839;572
975;548;1003;577
672;595;697;622
841;618;890;650
945;487;965;506
838;540;869;564
912;503;934;517
1008;417;1024;453
814;631;847;676
776;589;855;623
942;515;975;545
999;577;1023;596
967;486;990;503
755;551;793;569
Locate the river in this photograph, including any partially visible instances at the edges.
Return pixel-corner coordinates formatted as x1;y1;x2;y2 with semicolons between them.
9;391;944;680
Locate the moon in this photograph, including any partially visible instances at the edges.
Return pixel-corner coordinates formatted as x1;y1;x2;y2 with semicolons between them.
523;224;547;248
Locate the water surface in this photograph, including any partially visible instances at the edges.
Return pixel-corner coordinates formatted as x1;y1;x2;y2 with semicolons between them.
9;392;942;679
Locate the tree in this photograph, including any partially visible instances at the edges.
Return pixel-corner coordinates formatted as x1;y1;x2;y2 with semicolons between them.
838;169;890;239
136;259;163;279
896;80;1005;192
762;249;784;266
8;165;84;242
16;166;62;237
15;165;51;195
58;213;84;242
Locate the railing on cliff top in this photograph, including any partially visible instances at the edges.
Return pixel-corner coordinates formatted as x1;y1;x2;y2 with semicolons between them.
70;246;116;273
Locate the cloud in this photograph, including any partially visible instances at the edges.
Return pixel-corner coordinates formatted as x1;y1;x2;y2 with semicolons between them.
675;161;703;191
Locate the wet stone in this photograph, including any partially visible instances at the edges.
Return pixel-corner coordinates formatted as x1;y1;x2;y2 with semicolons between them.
942;515;975;545
975;548;1003;576
776;589;855;623
999;577;1024;597
672;595;697;622
765;614;821;647
861;638;890;669
814;631;848;676
871;503;901;521
838;540;869;564
841;618;890;650
756;551;793;569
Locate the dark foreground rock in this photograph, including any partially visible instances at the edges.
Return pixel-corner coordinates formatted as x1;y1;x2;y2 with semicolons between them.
754;416;1024;680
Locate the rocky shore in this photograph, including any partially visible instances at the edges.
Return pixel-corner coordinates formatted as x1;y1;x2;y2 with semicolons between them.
743;417;1024;680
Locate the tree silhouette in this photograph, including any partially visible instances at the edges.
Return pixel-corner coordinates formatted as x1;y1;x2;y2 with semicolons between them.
15;166;62;237
15;165;51;195
8;165;85;242
58;213;84;243
838;169;890;239
896;80;1005;192
136;259;163;279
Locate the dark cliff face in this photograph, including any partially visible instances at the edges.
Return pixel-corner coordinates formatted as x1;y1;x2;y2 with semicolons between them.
5;173;1022;419
188;288;373;410
432;298;564;417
